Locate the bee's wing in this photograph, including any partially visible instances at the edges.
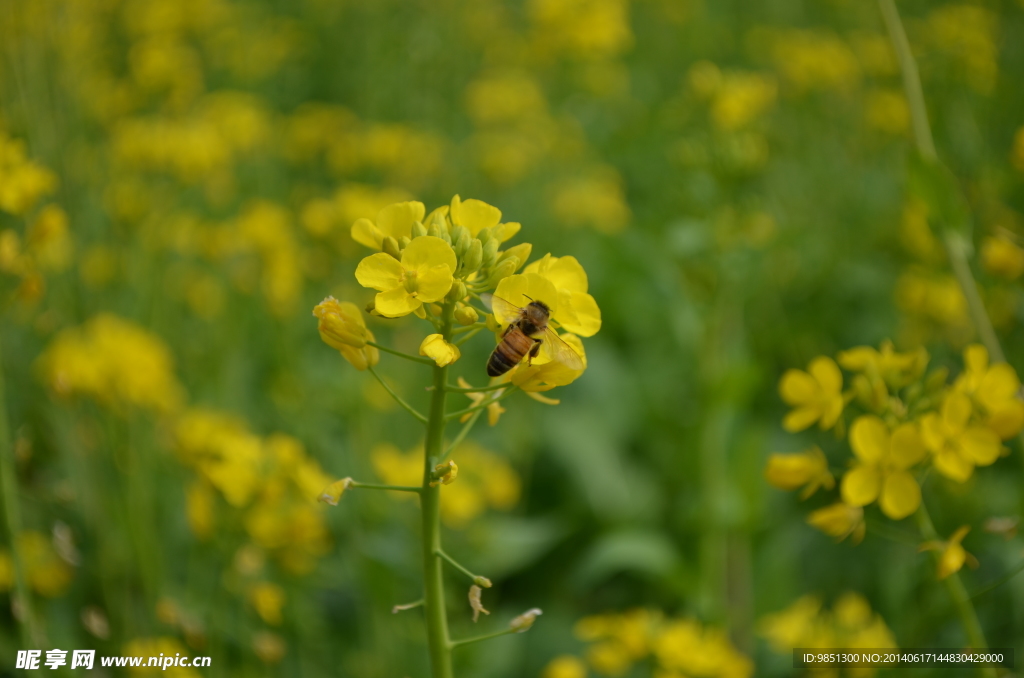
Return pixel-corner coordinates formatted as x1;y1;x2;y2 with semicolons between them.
482;293;524;326
541;327;585;371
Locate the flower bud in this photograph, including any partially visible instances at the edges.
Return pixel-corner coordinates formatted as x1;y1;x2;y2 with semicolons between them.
420;334;461;367
476;227;493;246
498;243;532;272
484;258;517;288
462;240;483;274
473;575;492;588
383;236;402;260
317;477;354;506
454;304;479;326
451;225;471;258
411;221;427;238
427;220;442;239
481;238;500;270
509;608;542;633
429;460;458;486
313;297;368;349
447;280;468;303
398;235;411;249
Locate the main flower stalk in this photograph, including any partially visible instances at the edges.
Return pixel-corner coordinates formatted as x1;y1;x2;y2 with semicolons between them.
422;300;455;676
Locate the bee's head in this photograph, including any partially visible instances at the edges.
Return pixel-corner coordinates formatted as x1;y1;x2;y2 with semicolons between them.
526;298;550;313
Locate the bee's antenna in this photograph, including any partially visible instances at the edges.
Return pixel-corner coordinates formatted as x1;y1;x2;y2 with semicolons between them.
523;294;534;301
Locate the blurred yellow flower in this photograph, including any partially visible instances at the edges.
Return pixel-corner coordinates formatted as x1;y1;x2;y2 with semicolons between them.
920;526;977;580
312;297;379;370
865;89;909;135
757;595;821;651
981;235;1024;279
764;446;834;499
186;482;216;541
550;167;630;234
0;131;58;215
351;200;425;250
767;28;861;93
39;314;185;414
542;655;587;678
26;204;72;272
841;416;925;520
924;4;997;94
355;236;456;317
252;631;286;664
317;478;353;506
807;502;865;543
837;341;928;391
921;392;1001;482
419;334;461;367
955;344;1024;440
779;356;844;432
15;531;74;598
249;582;285;625
709;71;777;131
124;638;199;677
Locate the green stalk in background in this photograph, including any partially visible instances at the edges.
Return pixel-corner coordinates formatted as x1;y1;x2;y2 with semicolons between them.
878;1;1003;665
0;336;39;648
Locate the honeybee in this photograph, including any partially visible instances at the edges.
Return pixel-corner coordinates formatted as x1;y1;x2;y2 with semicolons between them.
484;294;584;377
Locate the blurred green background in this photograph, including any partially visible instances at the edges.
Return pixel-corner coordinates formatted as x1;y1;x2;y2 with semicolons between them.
2;0;1024;675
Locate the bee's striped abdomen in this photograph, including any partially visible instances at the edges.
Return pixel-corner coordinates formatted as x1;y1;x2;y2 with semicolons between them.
487;328;533;376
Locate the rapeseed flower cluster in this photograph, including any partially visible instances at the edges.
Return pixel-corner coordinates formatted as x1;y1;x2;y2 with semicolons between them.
174;409;333;575
770;342;1023;574
0;531;75;598
759;593;897;677
317;196;599;397
541;608;752;678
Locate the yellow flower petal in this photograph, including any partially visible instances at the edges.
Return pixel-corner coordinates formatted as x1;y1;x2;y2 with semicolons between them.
555;289;601;337
375;287;421;318
419;334;461;367
494;273;560;317
937;542;967;580
942;392;972;432
451;195;501;235
779;369;817;406
933;448;973;483
415;263;455;303
963;344;989;374
840;464;881;507
525;254;589;294
401;235;457;273
351;218;383;249
376;201;425;240
879;471;920;519
837;346;877;371
987;402;1024;440
355;253;404;291
889;422;926;469
849;416;889;464
961;426;1001;466
809;356;842;394
782;406;820;432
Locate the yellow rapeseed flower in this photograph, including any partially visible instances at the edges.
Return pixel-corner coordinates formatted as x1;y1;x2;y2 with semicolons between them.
351;200;425;250
919;526;977;580
921;392;1001;482
249;582;286;625
511;334;587;392
17;531;74;598
954;344;1024;440
807;502;865;543
764;446;834;499
450;194;521;241
521;255;602;336
778;356;844;432
312;297;379;371
837;341;928;391
542;655;587;678
419;334;461;366
840;416;925;520
981;235;1024;280
355;236;456;317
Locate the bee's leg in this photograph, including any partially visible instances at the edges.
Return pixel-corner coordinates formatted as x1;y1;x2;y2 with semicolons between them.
527;339;542;365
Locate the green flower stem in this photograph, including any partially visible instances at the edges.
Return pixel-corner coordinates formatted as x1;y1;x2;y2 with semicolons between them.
449;627;515;649
970;558;1024;600
366;341;435;366
444;382;508;394
452;323;487;335
422;300;456;678
350;481;422;493
0;336;38;648
367;365;428;423
916;504;993;669
436;548;490;586
445;387;517;422
439;408;484;463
